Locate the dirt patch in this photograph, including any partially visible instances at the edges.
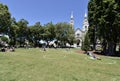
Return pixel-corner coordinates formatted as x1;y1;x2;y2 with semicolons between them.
76;50;86;54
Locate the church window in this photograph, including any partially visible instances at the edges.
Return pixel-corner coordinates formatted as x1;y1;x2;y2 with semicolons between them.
77;33;80;37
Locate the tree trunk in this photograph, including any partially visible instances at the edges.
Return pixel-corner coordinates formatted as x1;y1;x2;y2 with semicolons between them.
102;40;107;55
119;45;120;53
13;37;16;46
107;42;115;56
113;43;117;55
103;43;107;55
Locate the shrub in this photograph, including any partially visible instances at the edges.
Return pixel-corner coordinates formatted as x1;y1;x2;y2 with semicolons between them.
81;33;91;51
1;36;9;43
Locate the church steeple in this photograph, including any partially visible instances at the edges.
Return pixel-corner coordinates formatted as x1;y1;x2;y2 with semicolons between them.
84;12;87;18
70;11;74;28
82;12;89;32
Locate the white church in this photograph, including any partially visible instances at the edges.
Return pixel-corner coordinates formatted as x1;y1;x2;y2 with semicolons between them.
70;12;89;47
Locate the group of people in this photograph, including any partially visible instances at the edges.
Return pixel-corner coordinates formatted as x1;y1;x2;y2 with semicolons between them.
1;46;15;52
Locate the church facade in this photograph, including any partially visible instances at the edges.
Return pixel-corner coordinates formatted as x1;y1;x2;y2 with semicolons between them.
70;12;89;47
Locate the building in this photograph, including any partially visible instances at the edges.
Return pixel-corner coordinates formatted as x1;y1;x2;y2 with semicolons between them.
70;11;74;28
70;12;89;47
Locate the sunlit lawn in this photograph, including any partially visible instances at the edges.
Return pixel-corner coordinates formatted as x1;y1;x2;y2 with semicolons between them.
0;48;120;81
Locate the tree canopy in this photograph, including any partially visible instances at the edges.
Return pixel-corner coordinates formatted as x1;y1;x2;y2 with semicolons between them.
88;0;120;55
0;3;11;34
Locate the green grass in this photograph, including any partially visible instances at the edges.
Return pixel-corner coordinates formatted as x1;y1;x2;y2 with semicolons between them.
0;48;120;81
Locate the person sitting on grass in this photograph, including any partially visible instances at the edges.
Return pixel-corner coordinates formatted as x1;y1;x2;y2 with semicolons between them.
9;46;15;52
87;51;101;60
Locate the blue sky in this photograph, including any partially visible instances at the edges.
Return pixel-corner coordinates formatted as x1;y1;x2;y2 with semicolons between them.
0;0;88;29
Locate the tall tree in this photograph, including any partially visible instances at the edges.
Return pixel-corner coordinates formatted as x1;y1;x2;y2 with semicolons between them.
17;19;29;46
44;22;55;41
0;3;11;34
29;22;43;47
9;17;19;46
88;0;120;55
55;22;75;47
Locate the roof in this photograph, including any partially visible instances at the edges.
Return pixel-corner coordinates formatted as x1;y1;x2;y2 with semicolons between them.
75;28;85;33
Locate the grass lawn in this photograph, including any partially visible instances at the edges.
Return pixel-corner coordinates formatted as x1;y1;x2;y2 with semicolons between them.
0;48;120;81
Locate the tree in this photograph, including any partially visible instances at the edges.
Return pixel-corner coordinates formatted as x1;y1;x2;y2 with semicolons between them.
88;0;103;50
81;32;91;51
66;26;75;46
17;19;29;46
28;22;43;47
0;3;11;34
9;17;19;46
43;22;55;41
55;22;75;47
88;0;120;55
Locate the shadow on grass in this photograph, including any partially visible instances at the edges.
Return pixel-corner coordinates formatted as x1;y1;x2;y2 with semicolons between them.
93;51;120;57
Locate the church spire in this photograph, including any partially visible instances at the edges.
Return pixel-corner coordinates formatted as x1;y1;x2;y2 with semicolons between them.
70;11;74;28
84;12;87;18
71;11;73;19
82;12;89;32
